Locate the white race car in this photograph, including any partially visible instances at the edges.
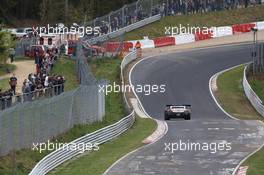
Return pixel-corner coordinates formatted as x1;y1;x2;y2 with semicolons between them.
164;105;191;120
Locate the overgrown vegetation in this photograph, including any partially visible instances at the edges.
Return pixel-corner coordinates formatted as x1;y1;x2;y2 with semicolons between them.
0;0;136;27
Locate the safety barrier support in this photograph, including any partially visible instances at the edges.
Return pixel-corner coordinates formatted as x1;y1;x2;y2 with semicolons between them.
243;64;264;117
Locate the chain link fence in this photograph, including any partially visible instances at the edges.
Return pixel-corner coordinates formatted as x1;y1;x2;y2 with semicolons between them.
0;40;105;156
15;36;37;56
0;84;64;111
84;0;263;42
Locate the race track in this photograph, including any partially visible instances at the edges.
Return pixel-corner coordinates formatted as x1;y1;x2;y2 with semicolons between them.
105;43;264;175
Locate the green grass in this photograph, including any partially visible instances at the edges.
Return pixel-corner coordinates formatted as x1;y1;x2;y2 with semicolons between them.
216;65;263;121
0;63;16;76
0;56;154;175
243;147;264;175
242;71;264;175
47;57;156;175
248;74;264;103
50;57;79;91
50;117;156;175
216;65;264;175
0;78;10;91
125;5;264;40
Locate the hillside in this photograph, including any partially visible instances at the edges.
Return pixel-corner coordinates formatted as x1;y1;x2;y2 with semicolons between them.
125;5;264;40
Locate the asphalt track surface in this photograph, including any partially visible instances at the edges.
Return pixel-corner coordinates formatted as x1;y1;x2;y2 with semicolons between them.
106;44;264;175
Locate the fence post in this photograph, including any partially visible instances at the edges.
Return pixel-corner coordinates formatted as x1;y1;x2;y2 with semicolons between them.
150;0;153;16
122;6;125;28
108;12;112;33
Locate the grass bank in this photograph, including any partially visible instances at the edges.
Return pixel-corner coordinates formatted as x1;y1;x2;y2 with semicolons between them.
247;72;264;103
242;147;264;175
125;5;264;40
50;57;156;175
216;65;263;121
0;56;156;175
50;117;156;175
242;68;264;175
50;57;79;91
0;78;10;91
216;65;264;175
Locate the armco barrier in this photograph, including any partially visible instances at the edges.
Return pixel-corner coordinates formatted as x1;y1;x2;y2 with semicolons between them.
195;30;213;41
174;33;195;45
154;36;175;47
243;65;264;117
87;14;161;45
232;23;256;34
29;111;135;175
256;21;264;30
121;50;137;110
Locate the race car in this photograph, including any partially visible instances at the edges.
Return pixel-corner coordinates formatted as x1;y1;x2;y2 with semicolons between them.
164;105;191;120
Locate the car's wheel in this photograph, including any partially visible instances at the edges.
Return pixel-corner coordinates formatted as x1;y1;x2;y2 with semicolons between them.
184;114;191;120
164;113;170;120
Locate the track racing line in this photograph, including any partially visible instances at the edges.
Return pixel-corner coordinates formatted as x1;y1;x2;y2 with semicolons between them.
105;43;264;175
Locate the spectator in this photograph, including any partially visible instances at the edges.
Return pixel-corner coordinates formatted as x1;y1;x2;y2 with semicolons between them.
9;48;15;63
9;74;17;95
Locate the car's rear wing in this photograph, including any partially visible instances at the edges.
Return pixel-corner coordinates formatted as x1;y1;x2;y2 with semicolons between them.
166;104;191;109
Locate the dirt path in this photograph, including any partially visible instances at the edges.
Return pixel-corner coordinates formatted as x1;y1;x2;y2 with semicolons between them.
1;60;35;93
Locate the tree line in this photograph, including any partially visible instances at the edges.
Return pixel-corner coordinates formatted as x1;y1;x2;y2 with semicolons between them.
0;0;136;27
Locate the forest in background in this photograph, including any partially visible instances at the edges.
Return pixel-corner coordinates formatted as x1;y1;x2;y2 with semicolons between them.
0;0;136;27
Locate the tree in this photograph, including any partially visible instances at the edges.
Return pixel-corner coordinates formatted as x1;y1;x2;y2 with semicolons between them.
0;32;14;64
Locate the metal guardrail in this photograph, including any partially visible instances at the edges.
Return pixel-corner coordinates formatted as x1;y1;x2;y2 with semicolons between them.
243;64;264;117
29;50;138;175
87;14;161;44
29;111;135;175
120;50;138;111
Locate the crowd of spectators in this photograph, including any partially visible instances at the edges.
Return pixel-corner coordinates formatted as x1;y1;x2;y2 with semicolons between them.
0;48;65;110
162;0;263;16
85;0;262;38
